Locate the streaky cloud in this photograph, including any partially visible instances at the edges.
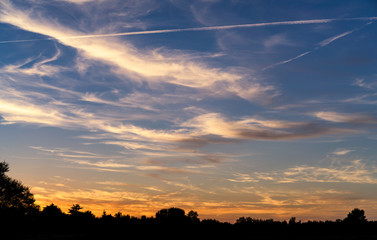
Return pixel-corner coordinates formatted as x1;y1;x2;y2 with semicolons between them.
332;149;354;156
314;111;377;124
1;17;377;44
262;51;311;71
0;1;277;102
262;21;375;71
229;160;377;184
318;21;374;47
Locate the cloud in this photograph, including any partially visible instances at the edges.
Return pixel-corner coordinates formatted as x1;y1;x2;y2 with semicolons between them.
314;111;377;124
353;78;377;90
0;48;63;76
0;79;186;149
0;74;361;156
96;181;129;187
332;149;354;156
0;1;373;170
3;16;377;43
263;51;311;71
32;182;215;218
342;92;377;105
263;22;374;71
263;34;294;48
30;145;202;175
227;172;259;183
0;98;72;126
57;0;101;4
318;30;354;47
163;180;215;194
181;113;357;141
229;160;377;184
0;1;244;91
70;158;198;175
1;1;374;94
318;21;373;47
0;0;281;103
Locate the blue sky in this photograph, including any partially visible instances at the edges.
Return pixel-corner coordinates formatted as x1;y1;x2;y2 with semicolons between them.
0;0;377;221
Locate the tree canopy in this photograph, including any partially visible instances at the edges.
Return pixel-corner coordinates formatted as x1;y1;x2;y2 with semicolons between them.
0;161;38;214
344;208;367;223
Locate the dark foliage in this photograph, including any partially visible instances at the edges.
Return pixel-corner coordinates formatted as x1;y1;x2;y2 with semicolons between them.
1;161;377;239
4;206;373;240
0;161;38;214
344;208;367;224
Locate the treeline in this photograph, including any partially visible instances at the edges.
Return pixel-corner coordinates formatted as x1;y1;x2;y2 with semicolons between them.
2;204;377;239
1;161;377;239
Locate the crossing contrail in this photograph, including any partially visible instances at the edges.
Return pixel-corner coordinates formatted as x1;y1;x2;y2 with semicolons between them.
0;17;376;44
262;21;375;71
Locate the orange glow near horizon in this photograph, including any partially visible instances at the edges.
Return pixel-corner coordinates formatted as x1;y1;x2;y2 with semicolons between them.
34;193;377;223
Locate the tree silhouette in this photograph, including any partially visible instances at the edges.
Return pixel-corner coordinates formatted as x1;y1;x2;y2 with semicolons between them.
155;207;187;223
0;161;38;215
41;203;64;218
289;217;297;225
187;210;200;223
343;208;367;224
67;203;96;228
69;204;83;215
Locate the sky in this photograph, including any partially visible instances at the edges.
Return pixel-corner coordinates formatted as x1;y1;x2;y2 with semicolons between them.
0;0;377;222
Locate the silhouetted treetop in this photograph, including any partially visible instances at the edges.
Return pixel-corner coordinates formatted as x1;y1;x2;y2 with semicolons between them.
344;208;367;223
0;161;38;214
187;210;200;223
155;207;189;223
41;203;64;218
69;204;83;215
0;161;9;174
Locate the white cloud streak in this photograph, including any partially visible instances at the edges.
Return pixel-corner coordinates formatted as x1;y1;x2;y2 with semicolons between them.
263;21;375;71
314;111;377;124
332;149;354;156
0;47;63;76
262;51;311;71
229;160;377;184
181;113;357;141
0;15;376;44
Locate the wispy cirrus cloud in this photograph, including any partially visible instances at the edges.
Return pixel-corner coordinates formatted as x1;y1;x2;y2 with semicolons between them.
0;77;362;158
314;111;377;124
263;34;295;49
353;78;377;90
2;15;377;43
332;149;354;156
1;0;375;101
29;145;205;176
58;0;101;4
0;0;259;99
0;47;63;76
229;160;377;184
181;113;357;141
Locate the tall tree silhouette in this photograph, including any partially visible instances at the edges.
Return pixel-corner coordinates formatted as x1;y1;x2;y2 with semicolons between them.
68;203;95;224
69;204;83;215
0;161;38;215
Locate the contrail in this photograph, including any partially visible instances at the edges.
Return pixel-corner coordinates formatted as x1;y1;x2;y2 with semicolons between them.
262;21;375;71
0;17;376;44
